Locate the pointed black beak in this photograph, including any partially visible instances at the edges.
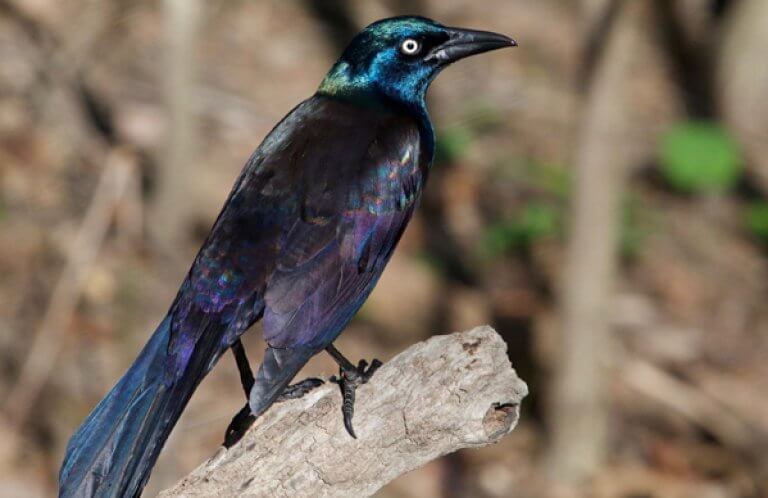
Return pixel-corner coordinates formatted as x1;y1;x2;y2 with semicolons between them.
425;27;516;65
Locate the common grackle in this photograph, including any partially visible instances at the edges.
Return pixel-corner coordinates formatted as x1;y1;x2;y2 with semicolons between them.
59;16;515;498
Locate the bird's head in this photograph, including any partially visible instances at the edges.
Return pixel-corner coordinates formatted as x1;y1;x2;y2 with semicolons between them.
318;16;516;109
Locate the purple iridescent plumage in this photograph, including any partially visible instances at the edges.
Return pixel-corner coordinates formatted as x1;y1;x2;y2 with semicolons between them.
59;95;430;497
176;96;426;352
57;11;522;494
58;12;518;496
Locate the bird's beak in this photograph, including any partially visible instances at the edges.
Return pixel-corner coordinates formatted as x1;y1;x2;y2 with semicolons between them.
425;27;517;65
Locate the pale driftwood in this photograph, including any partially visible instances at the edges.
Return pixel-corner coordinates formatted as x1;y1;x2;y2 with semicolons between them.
159;326;527;498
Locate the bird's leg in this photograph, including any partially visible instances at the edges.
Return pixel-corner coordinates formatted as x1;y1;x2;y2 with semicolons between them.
224;339;257;447
231;339;255;398
223;341;324;447
326;344;382;439
223;378;325;448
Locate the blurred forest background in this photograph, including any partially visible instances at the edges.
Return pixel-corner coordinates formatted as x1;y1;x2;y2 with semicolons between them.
1;0;767;497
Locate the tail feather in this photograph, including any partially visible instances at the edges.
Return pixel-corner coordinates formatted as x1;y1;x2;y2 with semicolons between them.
58;316;223;498
59;319;315;497
59;316;171;497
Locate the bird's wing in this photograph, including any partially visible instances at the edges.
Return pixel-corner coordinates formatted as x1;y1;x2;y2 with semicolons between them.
166;97;422;363
164;97;324;366
165;159;287;373
262;109;424;349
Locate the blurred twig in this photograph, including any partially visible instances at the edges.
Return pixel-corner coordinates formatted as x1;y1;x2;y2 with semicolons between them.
547;0;646;484
384;0;427;17
717;0;768;194
622;359;767;453
579;0;623;88
301;0;358;55
2;149;137;429
652;0;716;118
0;0;122;157
150;0;203;252
0;0;138;433
0;0;53;48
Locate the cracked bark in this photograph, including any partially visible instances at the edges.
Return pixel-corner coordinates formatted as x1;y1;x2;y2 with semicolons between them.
158;326;527;498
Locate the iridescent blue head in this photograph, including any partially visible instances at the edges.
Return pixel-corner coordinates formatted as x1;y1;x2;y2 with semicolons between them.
318;16;516;111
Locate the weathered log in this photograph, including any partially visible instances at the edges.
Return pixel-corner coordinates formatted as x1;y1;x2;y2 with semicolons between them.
159;326;527;498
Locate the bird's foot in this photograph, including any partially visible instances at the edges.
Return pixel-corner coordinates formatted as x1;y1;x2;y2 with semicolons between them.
276;377;324;402
222;377;324;448
330;358;383;438
223;404;255;448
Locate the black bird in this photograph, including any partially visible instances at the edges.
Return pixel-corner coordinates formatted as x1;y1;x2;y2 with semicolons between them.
59;16;515;498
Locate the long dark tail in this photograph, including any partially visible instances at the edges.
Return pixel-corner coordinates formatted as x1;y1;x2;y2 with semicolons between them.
59;316;316;497
58;315;223;498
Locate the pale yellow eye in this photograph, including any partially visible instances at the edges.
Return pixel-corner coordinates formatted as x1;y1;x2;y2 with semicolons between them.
400;38;421;55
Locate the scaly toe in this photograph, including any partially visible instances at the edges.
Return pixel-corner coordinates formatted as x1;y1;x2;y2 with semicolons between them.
277;377;324;402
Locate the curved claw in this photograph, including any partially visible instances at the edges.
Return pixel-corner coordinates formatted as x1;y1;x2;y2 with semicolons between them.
331;357;382;438
341;380;358;439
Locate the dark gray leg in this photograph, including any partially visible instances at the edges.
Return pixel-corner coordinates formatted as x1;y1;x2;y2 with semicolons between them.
223;340;323;448
232;339;254;396
326;344;382;439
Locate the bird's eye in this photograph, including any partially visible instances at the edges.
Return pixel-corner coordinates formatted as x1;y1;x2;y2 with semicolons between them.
400;38;421;56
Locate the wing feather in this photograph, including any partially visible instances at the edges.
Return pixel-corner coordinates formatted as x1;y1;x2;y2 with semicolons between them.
166;96;425;361
263;117;423;348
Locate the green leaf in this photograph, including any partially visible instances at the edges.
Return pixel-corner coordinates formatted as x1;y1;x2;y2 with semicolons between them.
519;203;559;239
414;250;448;277
744;202;768;241
463;104;503;135
481;202;561;257
620;194;648;258
435;125;473;164
659;122;742;194
532;162;571;198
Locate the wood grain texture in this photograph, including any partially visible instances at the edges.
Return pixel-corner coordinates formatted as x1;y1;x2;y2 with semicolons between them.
159;326;527;498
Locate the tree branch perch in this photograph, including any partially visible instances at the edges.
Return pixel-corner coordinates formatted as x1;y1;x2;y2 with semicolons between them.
159;326;528;498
